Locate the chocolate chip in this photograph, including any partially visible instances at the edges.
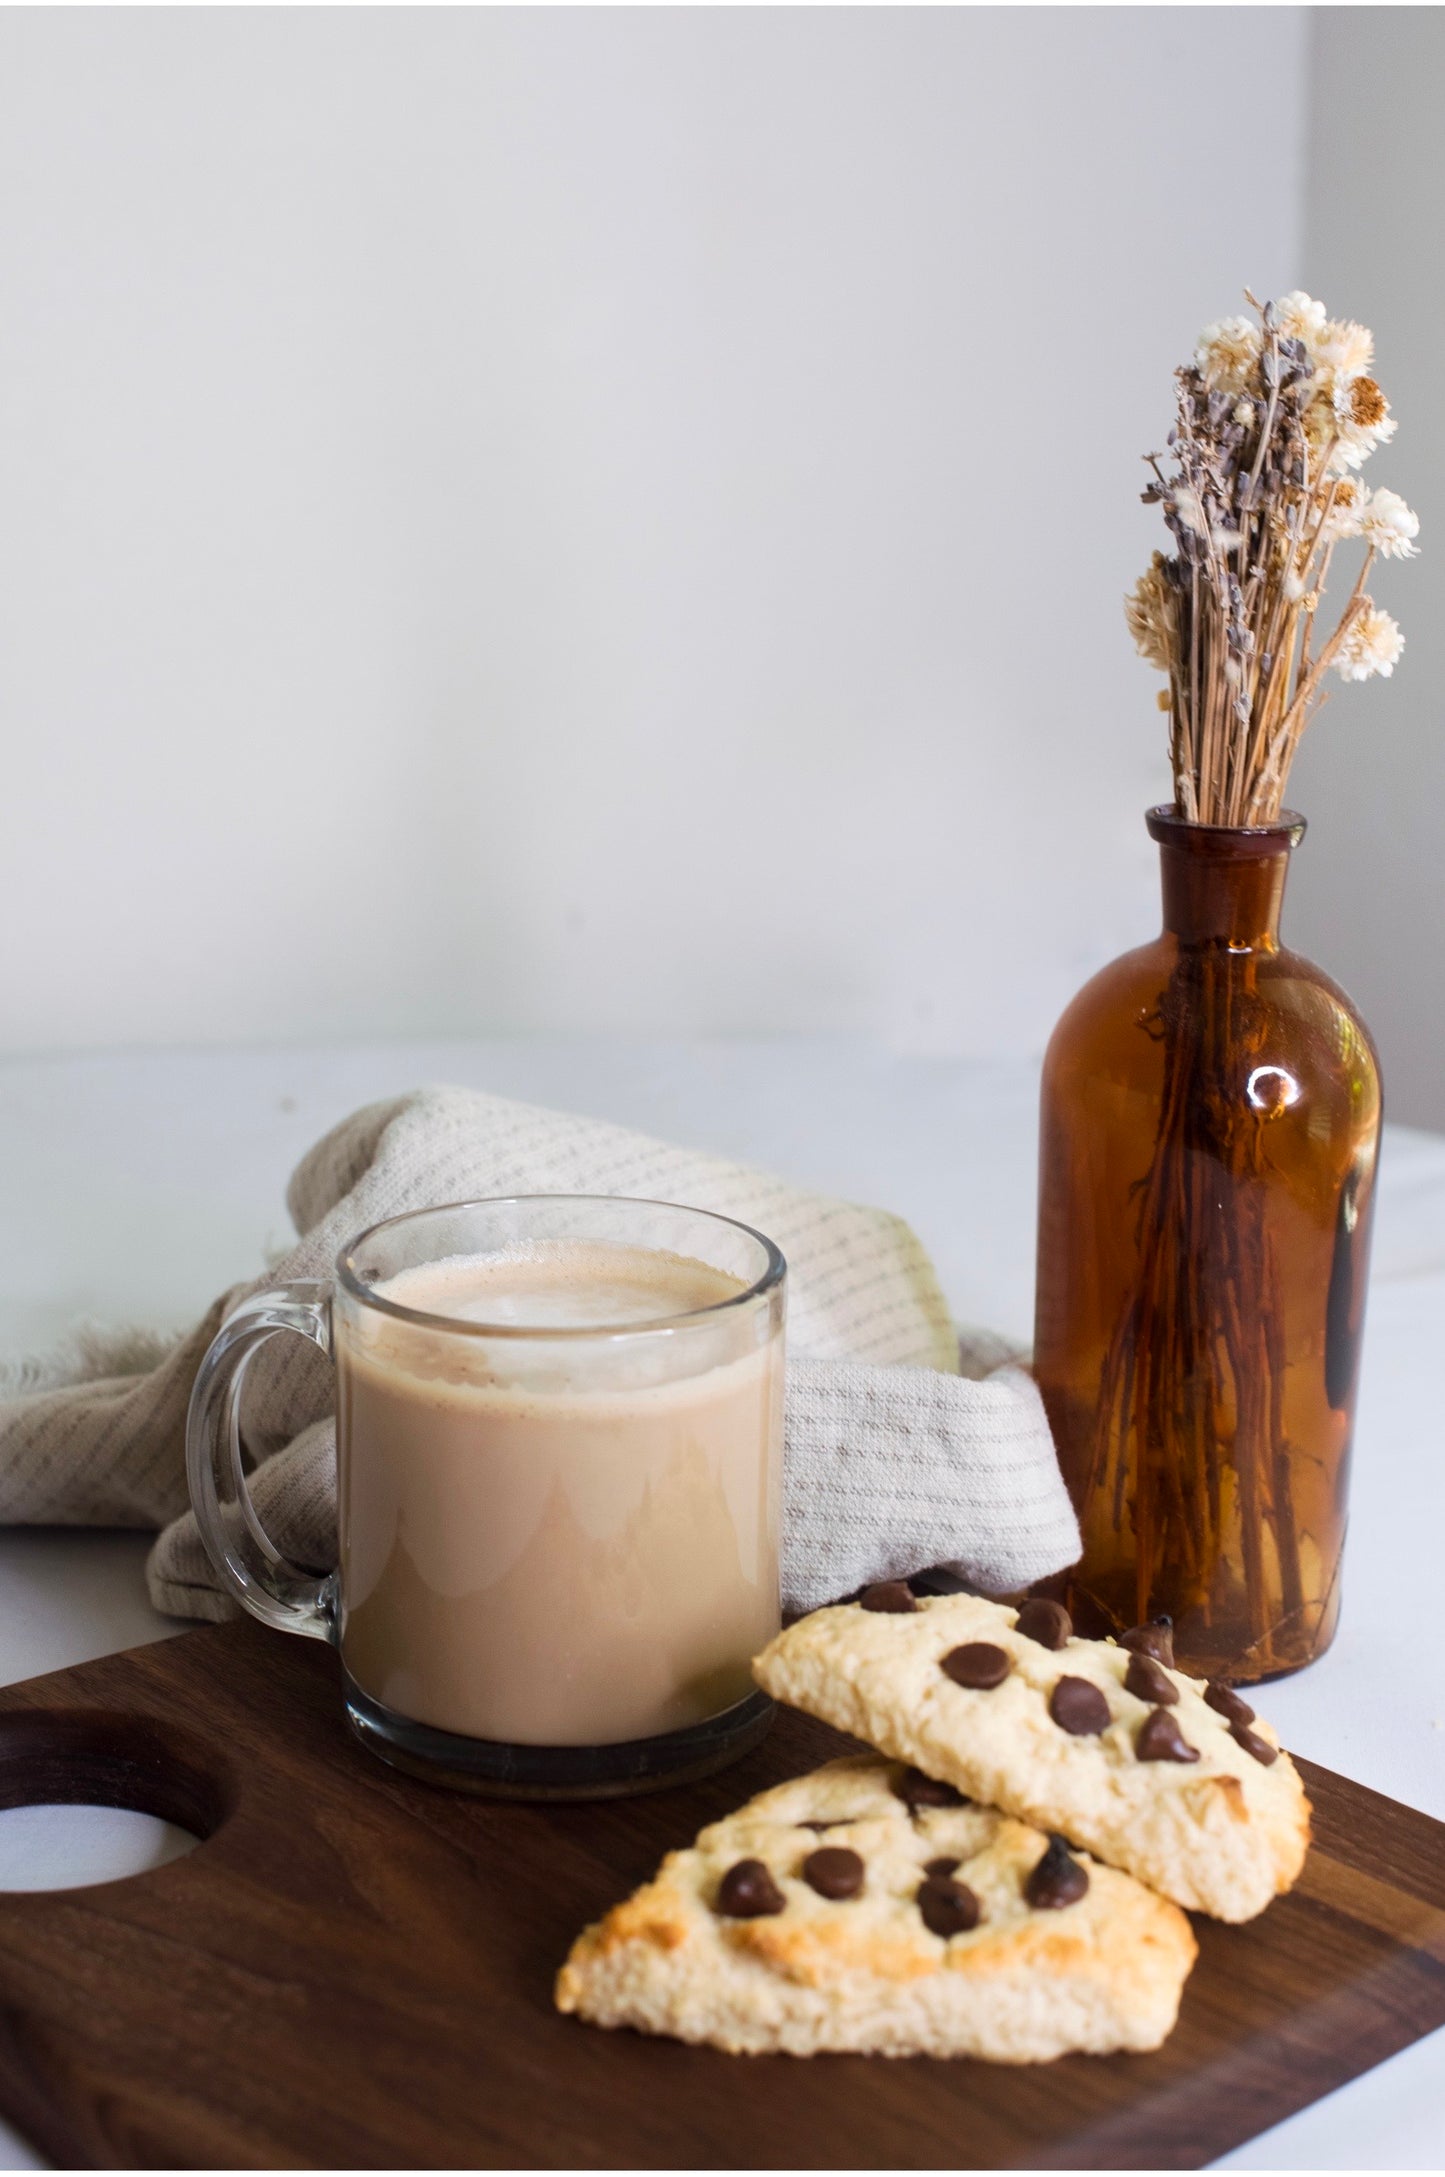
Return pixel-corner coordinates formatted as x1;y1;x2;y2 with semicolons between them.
917;1873;981;1938
924;1855;961;1877
1135;1707;1200;1763
802;1846;864;1899
940;1642;1012;1690
1124;1651;1179;1707
1230;1719;1279;1766
1205;1679;1256;1727
716;1859;786;1918
1119;1616;1175;1668
893;1767;967;1811
1014;1597;1072;1650
1048;1676;1111;1736
1024;1834;1090;1910
857;1580;918;1614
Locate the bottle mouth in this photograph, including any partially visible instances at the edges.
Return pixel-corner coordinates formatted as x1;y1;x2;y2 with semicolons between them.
1147;804;1306;852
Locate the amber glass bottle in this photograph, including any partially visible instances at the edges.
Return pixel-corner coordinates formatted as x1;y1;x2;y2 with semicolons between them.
1033;807;1381;1682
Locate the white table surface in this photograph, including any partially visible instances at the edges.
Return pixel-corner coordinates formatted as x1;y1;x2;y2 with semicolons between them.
0;1037;1442;2170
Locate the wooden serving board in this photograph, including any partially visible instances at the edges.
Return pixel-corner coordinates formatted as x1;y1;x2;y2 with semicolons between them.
0;1622;1441;2169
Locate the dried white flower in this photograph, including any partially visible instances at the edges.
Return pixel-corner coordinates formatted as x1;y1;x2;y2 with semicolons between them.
1125;555;1175;672
1233;398;1256;427
1318;479;1418;556
1304;370;1398;475
1274;290;1328;351
1334;603;1404;682
1329;372;1398;469
1358;486;1420;558
1320;476;1366;540
1196;315;1262;393
1316;317;1374;381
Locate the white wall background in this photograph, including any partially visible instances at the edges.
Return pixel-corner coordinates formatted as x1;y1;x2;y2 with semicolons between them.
2;11;1313;1063
1286;9;1445;1128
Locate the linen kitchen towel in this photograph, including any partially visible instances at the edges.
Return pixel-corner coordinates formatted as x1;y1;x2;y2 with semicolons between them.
0;1087;1079;1618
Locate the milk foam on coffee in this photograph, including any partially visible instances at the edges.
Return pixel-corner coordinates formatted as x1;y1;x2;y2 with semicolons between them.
336;1242;782;1746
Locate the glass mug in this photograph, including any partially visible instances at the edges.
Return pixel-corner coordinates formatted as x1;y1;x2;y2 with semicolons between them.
186;1195;785;1796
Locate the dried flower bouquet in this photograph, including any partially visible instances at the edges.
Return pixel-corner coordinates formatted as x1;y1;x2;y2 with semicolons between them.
1126;291;1418;825
1034;292;1401;1678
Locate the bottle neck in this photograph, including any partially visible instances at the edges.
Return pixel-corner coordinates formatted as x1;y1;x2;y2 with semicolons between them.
1147;805;1304;951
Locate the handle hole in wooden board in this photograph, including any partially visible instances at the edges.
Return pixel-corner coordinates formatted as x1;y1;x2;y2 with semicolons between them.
0;1708;233;1892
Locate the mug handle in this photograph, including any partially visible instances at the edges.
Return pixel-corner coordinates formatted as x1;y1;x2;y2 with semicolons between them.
185;1281;337;1641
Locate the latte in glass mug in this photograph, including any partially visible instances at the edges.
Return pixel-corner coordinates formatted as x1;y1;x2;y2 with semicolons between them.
187;1196;785;1796
337;1241;782;1746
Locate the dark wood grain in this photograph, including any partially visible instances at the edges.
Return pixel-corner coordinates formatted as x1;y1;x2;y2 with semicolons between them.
0;1620;1439;2170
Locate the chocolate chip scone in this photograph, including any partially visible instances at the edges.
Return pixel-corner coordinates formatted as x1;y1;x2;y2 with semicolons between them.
752;1589;1309;1922
556;1753;1196;2059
